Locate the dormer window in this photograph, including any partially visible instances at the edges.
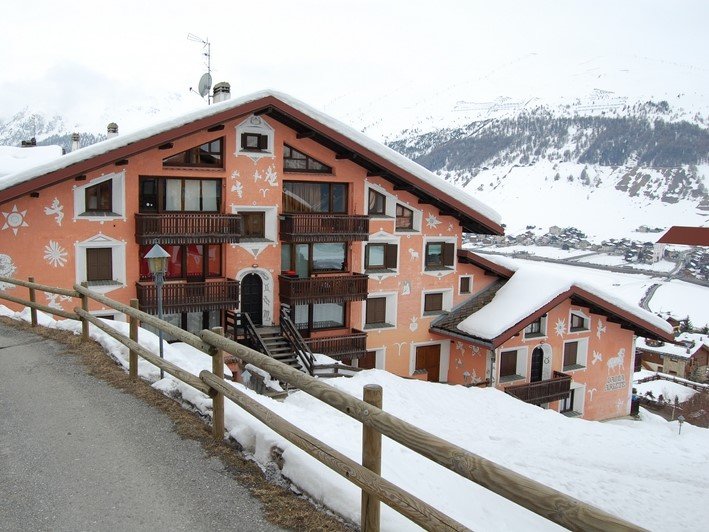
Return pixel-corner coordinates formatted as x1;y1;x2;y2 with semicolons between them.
368;189;386;216
396;204;414;230
524;314;547;339
163;138;223;168
283;145;332;173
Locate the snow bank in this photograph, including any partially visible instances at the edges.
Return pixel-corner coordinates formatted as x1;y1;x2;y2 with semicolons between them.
5;308;707;531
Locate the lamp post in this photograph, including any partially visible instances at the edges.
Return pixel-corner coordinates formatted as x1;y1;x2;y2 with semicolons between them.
145;244;170;379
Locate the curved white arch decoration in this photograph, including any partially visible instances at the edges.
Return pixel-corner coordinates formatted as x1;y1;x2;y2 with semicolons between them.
235;267;274;326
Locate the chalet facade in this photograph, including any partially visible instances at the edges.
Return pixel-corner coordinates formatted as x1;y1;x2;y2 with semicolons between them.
0;88;672;421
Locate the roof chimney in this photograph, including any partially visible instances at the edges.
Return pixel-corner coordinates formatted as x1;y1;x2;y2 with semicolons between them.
71;132;80;152
107;122;118;139
213;82;231;103
21;137;37;148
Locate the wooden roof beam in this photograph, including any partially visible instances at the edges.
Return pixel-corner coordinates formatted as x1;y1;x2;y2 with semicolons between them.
296;130;316;139
336;152;356;160
255;106;273;116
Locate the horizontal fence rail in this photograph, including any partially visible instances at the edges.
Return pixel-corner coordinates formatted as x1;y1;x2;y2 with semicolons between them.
280;213;370;243
135;212;242;245
0;276;644;531
0;275;79;322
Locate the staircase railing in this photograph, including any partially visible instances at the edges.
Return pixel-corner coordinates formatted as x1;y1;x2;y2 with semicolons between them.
233;311;272;358
280;305;315;376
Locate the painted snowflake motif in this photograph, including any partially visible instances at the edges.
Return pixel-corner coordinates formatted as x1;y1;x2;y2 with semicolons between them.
253;169;263;183
447;223;454;232
554;318;566;337
425;213;441;229
2;205;29;235
0;254;17;290
592;351;603;365
43;241;68;268
44;198;64;226
265;166;278;187
596;319;607;339
615;398;627;412
455;341;465;352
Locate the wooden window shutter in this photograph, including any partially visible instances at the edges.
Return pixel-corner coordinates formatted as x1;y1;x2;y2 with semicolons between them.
86;248;113;281
500;351;517;376
460;276;471;293
366;297;386;324
384;244;398;269
240;133;249;149
258;134;269;150
442;243;455;267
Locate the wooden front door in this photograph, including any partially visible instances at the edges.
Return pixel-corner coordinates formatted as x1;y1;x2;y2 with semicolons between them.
416;344;441;382
530;347;544;382
241;274;263;325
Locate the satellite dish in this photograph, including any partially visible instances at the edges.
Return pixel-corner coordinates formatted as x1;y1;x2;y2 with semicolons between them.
198;73;212;98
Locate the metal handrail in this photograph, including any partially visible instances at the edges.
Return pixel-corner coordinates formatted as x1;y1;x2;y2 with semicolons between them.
280;305;315;375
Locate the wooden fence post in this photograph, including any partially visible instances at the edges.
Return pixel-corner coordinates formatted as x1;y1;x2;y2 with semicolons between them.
361;384;383;532
28;277;37;327
80;282;90;341
129;299;139;380
211;326;225;441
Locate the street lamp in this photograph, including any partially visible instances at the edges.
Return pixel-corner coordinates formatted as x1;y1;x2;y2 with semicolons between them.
145;244;170;379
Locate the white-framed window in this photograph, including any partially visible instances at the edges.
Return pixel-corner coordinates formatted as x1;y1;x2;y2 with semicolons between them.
562;338;589;371
524;314;548;340
459;275;473;295
394;201;421;233
498;346;528;383
421;288;453;317
75;234;126;294
362;231;399;278
231;205;278;258
409;341;451;383
366;184;393;218
235;115;275;161
422;236;456;277
560;382;585;416
353;347;386;370
73;171;126;222
569;309;590;332
363;291;397;330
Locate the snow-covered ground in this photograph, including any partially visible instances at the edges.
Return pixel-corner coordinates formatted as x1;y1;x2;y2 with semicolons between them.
633;370;699;403
2;306;707;531
649;280;709;329
477;245;591;260
574;254;678;273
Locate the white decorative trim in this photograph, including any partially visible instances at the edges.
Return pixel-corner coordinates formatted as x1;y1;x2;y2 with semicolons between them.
563;337;589;370
235;267;274;326
363;290;398;330
498;346;529;382
230;205;278;258
72;170;126;222
421;235;457;278
420;288;453;317
235;115;275;162
74;233;126;294
362;230;400;280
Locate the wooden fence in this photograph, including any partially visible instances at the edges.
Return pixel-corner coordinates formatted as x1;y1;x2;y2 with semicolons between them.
0;275;644;531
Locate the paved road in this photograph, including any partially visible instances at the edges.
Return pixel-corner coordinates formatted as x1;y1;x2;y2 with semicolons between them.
0;322;281;532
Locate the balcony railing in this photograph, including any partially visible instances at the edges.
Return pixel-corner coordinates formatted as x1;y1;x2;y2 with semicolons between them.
279;273;368;305
303;329;368;360
136;278;239;314
504;371;572;405
280;213;369;243
135;213;242;245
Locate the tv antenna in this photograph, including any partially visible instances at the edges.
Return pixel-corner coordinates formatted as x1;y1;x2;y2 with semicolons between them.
187;33;212;104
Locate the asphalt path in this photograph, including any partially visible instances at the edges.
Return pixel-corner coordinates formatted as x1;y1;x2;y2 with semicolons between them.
0;321;282;532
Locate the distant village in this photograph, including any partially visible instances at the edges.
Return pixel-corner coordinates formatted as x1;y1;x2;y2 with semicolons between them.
468;225;709;282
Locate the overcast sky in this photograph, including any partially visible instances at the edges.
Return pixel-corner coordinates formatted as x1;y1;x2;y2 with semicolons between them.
1;0;707;130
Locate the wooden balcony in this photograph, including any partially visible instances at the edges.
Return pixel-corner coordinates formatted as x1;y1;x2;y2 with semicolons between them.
280;213;369;243
136;278;239;314
504;371;572;405
279;273;368;305
135;213;242;245
303;329;368;360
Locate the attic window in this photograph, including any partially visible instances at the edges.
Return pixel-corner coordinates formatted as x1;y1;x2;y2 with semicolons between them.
241;133;268;151
283;145;332;173
163;138;223;168
570;311;590;332
85;181;112;212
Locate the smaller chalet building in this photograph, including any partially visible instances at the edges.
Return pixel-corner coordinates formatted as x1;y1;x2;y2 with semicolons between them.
431;252;673;421
636;333;709;382
0;88;673;421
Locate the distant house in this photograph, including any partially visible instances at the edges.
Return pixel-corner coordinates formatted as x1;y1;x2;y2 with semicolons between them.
636;333;709;382
431;251;673;421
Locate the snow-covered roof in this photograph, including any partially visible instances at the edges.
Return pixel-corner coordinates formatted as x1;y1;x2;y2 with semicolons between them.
0;90;501;230
455;257;674;343
637;332;709;359
0;145;64;178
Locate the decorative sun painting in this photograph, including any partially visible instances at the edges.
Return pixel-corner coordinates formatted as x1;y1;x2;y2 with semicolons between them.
1;205;29;235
